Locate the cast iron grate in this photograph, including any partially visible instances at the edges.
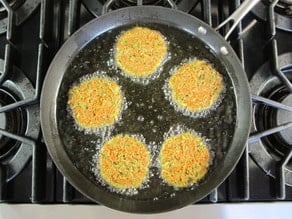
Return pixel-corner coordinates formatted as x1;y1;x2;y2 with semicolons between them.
57;0;250;204
249;0;292;200
0;0;43;202
1;0;291;205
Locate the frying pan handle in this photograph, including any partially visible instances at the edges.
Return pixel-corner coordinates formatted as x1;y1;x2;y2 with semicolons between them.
102;0;177;14
215;0;260;40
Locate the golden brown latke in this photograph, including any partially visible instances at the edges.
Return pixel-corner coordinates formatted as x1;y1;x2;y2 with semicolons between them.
99;135;150;189
169;60;224;113
159;132;210;187
115;26;167;77
68;77;122;128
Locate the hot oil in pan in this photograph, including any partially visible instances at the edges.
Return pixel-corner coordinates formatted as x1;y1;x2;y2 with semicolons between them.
57;23;236;201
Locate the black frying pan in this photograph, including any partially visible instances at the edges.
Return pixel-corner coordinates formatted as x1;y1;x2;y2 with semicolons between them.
40;4;252;213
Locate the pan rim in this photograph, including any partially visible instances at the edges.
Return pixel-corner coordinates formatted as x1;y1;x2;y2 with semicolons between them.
40;5;251;213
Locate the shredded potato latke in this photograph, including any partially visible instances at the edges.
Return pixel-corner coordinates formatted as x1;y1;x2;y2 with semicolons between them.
169;60;224;112
68;77;122;128
115;26;167;77
99;135;150;189
160;132;210;187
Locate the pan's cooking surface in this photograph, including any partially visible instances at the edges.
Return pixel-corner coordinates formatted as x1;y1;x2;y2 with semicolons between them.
57;22;236;201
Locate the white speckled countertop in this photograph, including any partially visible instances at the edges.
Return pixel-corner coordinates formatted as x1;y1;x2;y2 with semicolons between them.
0;203;290;219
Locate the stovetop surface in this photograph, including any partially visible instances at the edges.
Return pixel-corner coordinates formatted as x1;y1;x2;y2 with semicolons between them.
0;0;292;205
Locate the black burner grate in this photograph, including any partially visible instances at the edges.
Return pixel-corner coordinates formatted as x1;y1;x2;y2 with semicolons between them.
0;0;292;205
249;0;292;200
58;0;251;203
0;0;41;203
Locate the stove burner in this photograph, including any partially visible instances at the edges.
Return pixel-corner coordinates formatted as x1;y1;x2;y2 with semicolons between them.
0;0;40;35
279;0;292;3
122;0;161;3
252;1;292;32
82;0;192;17
111;0;164;8
0;0;24;19
256;85;292;160
0;88;24;157
276;92;292;145
249;53;292;186
275;0;292;17
0;0;24;14
0;59;39;181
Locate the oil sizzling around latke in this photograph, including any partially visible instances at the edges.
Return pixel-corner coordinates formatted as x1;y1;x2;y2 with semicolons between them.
92;134;156;196
163;58;225;118
67;72;127;136
159;127;211;187
113;26;170;85
58;23;236;200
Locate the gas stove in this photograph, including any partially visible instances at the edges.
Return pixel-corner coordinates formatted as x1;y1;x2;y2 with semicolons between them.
0;0;292;205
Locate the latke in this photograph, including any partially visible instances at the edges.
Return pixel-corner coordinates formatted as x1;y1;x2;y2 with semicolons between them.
99;135;150;189
168;60;224;113
159;132;210;187
115;26;167;77
68;76;123;128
